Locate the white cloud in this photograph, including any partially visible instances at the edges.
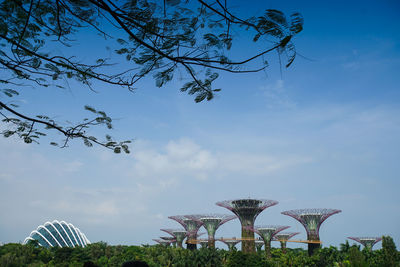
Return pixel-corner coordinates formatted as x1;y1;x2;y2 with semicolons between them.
260;79;296;108
63;161;84;172
129;138;312;185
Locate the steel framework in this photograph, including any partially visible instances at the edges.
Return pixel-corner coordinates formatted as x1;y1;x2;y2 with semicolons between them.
186;214;236;248
218;238;241;251
281;208;341;255
273;232;300;253
216;198;278;253
247;225;290;257
160;229;187;248
169;215;204;250
348;237;382;250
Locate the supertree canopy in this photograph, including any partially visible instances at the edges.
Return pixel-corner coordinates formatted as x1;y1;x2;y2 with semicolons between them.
186;214;237;248
282;208;341;255
247;225;290;257
160;236;176;247
153;239;172;246
216;198;278;253
168;215;203;250
348;237;382;250
199;239;209;248
255;238;264;252
218;238;241;251
161;229;187;248
160;236;176;241
273;232;300;253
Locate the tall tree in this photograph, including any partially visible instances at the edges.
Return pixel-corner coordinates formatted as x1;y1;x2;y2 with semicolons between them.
0;0;303;152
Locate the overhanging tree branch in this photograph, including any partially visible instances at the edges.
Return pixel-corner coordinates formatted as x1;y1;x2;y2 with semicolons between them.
0;0;303;151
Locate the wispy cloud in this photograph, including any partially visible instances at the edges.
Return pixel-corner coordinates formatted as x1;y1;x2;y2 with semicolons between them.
260;79;296;108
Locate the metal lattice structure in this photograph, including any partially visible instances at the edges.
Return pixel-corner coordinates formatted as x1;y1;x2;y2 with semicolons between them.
281;208;341;255
218;238;241;251
23;220;90;248
160;229;187;248
273;232;300;253
247;225;290;257
216;198;278;253
160;236;176;247
186;214;237;248
153;239;172;246
169;215;203;250
348;237;382;250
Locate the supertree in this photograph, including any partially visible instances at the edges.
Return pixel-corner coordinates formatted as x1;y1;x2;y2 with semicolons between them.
216;198;278;253
282;208;341;255
153;239;172;246
219;238;241;251
160;236;176;247
161;229;187;248
199;239;209;248
255;238;264;252
348;237;382;251
169;215;203;250
273;232;300;253
246;225;289;257
186;214;237;248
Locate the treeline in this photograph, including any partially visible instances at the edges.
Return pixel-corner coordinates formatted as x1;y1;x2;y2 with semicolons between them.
0;236;399;267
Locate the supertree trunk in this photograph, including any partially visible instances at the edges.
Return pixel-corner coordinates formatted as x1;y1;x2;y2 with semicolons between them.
308;242;320;255
265;241;272;258
242;223;256;253
208;237;216;248
280;241;287;254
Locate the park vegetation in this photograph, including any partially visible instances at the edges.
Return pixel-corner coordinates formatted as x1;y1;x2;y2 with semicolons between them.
1;236;399;267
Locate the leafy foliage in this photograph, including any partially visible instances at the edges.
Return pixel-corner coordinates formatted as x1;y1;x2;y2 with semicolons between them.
0;0;304;151
1;237;399;267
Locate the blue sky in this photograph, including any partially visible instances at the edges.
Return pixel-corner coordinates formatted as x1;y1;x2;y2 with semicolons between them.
0;0;399;250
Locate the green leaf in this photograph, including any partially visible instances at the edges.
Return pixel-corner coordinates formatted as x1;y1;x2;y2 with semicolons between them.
83;138;93;147
2;89;19;97
84;105;97;113
166;0;180;6
290;13;303;34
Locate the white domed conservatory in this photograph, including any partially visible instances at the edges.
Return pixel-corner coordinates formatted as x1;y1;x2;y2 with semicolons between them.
23;220;90;248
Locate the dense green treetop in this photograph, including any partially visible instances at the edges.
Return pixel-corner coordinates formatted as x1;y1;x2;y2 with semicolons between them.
0;0;303;152
1;236;399;267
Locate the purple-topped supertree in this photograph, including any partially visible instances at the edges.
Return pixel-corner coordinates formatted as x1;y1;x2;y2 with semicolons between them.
169;215;203;250
246;225;290;257
273;232;300;253
282;208;342;255
161;229;187;248
160;236;176;247
199;239;209;248
186;214;237;248
153;239;172;246
255;238;264;252
216;198;278;253
219;238;241;251
348;237;382;251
